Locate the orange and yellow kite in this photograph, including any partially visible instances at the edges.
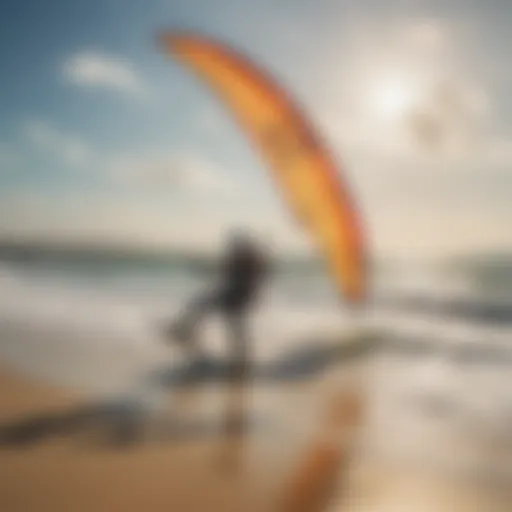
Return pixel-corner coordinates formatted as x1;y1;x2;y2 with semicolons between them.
159;31;367;305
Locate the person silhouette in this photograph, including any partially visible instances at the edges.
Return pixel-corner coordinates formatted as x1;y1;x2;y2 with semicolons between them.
169;230;270;374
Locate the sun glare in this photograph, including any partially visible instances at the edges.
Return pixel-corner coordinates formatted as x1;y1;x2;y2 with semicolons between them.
371;76;417;120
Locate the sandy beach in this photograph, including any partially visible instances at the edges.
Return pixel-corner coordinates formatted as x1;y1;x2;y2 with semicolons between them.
0;366;263;512
2;351;512;512
2;316;512;512
0;358;350;512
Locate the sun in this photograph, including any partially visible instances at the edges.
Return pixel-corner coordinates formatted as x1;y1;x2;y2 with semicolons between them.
371;75;417;120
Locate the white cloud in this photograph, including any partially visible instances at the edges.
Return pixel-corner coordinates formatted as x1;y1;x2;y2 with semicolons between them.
63;52;146;97
24;120;94;168
0;193;279;255
22;118;238;195
105;150;238;195
398;19;448;54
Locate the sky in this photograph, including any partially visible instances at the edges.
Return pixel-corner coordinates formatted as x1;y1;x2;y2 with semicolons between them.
1;0;512;259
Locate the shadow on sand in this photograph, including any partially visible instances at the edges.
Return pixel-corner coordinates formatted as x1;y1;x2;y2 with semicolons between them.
0;332;379;450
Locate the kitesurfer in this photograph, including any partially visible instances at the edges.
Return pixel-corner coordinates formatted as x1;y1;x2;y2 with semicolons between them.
168;230;270;377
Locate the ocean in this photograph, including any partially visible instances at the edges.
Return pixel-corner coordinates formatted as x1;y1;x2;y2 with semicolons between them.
0;250;511;384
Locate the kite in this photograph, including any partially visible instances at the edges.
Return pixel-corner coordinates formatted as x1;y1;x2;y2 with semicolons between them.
159;31;367;304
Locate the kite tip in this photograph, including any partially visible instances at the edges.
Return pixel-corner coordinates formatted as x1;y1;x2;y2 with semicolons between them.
156;28;224;53
155;29;178;50
156;27;214;52
155;28;198;51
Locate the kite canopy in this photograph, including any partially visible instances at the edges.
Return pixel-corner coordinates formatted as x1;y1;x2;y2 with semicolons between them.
158;30;367;305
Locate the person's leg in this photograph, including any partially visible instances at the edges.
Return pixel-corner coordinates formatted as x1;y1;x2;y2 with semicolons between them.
182;292;215;325
170;290;219;351
225;308;249;382
218;307;250;471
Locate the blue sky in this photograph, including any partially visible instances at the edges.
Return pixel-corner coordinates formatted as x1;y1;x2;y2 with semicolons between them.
1;0;512;258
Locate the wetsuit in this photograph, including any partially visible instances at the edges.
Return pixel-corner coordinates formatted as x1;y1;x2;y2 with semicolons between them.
171;241;269;371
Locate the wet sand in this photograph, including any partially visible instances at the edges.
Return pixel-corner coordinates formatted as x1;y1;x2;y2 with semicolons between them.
0;361;350;512
2;356;512;512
